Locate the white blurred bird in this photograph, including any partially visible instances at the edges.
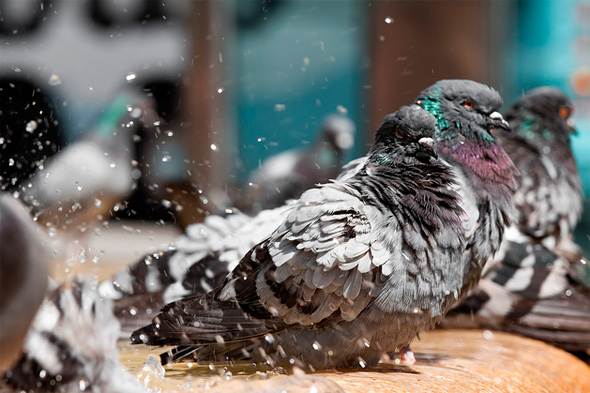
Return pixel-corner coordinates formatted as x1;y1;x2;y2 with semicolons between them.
19;91;158;233
17;91;159;262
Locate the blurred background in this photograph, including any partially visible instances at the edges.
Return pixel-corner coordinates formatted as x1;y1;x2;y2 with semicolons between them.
0;0;589;258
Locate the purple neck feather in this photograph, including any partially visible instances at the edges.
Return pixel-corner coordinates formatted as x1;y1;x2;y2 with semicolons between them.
438;138;517;202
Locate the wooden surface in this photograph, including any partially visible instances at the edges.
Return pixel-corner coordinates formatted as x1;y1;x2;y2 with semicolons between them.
122;329;590;393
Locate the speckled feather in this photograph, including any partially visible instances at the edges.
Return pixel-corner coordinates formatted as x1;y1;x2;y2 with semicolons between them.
3;278;147;393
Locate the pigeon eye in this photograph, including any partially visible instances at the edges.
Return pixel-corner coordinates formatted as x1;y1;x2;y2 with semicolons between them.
394;128;405;139
559;106;571;119
462;100;474;109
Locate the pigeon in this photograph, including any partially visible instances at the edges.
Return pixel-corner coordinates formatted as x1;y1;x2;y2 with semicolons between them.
130;105;469;371
442;87;590;355
2;278;147;393
0;194;49;373
18;91;157;235
233;115;356;214
412;80;518;297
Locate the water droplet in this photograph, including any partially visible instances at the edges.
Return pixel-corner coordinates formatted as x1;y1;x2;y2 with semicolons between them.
565;289;572;296
92;256;99;264
217;87;224;94
129;308;137;316
543;146;551;154
274;104;286;111
79;380;88;391
26;120;38;132
109;163;116;168
161;199;172;208
0;137;4;144
336;105;348;115
48;74;61;86
130;107;142;118
264;334;275;344
153;120;161;127
210;143;218;151
384;16;394;24
8;158;14;166
162;156;170;162
483;330;495;340
224;371;232;381
312;341;322;350
456;134;466;144
166;130;174;137
126;73;136;81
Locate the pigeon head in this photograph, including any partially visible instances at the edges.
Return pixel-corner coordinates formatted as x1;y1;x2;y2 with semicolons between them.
415;79;517;202
415;79;510;143
372;105;438;164
506;87;576;141
320;115;356;151
505;87;578;182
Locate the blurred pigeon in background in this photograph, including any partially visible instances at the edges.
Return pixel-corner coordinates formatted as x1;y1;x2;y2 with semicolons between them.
2;278;147;393
443;87;590;356
131;105;468;370
233;115;356;214
0;194;48;373
18;91;158;237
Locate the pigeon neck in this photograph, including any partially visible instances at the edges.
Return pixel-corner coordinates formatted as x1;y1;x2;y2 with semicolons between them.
437;137;516;205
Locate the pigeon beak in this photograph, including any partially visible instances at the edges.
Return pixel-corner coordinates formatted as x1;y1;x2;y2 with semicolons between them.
418;137;435;149
488;111;511;131
418;137;437;159
567;117;576;130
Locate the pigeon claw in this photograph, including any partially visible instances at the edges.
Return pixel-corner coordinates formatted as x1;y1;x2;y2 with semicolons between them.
400;345;416;365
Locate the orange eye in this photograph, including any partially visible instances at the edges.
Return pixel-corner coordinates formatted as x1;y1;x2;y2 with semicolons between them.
559;106;571;119
394;128;405;139
463;100;474;109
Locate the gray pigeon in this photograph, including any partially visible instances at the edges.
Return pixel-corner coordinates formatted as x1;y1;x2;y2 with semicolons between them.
234;115;356;214
2;278;147;393
130;105;467;370
18;91;157;234
443;88;590;355
0;194;48;373
413;80;518;297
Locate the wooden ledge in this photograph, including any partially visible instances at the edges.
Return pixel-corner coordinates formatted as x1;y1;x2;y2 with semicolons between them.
124;329;590;392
